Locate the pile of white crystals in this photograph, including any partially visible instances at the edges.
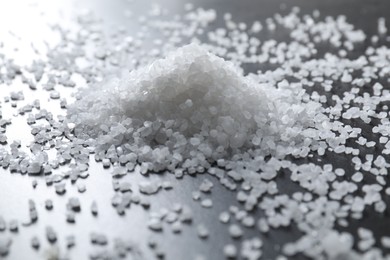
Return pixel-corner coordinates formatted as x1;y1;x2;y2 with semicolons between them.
68;43;323;173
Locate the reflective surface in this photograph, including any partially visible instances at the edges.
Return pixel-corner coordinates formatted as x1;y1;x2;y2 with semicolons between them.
1;0;390;260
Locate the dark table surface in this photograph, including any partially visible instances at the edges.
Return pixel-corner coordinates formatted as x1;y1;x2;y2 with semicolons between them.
1;0;390;260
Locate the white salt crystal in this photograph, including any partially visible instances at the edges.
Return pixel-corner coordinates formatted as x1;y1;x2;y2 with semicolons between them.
148;218;163;231
229;224;243;238
199;179;213;193
27;162;41;175
381;236;390;248
0;238;12;256
200;198;213;208
378;17;387;35
54;182;66;194
219;211;230;224
171;221;182;233
50;91;60;99
139;181;160;195
223;244;237;258
192;191;201;201
351;172;363;182
197;224;209;238
31;236;40;249
251;21;263;33
242;216;255;227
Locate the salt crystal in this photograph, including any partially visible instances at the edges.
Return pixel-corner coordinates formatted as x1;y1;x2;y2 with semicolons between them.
192;191;201;201
68;197;81;212
199;179;214;193
201;198;213;208
197;224;209;238
50;91;60;99
171;221;182;233
66;235;75;248
139;181;160;194
77;183;86;193
0;217;5;231
46;226;57;243
45;199;53;210
148;218;163;231
351;172;363;182
31;236;40;249
223;244;237;258
91;201;98;216
66;212;76;223
9;220;18;232
378;17;387;35
0;238;12;256
54;182;66;194
229;224;243;238
219;212;230;224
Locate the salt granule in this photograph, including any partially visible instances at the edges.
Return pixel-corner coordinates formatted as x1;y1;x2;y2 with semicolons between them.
45;200;53;210
0;217;6;231
219;212;230;224
139;181;161;194
197;224;209;238
199;179;213;193
91;201;98;216
46;226;57;243
0;238;12;256
30;237;40;250
378;17;387;35
200;198;213;208
148;218;163;231
66;235;76;248
223;244;237;258
9;220;18;232
228;224;243;238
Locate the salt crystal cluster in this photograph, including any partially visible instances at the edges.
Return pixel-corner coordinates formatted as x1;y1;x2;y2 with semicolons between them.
68;43;322;173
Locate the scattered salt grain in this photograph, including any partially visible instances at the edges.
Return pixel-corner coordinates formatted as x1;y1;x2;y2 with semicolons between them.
66;212;76;223
197;224;209;239
201;198;213;208
139;182;161;195
192;191;201;201
77;183;86;193
45;200;53;210
68;198;81;212
9;220;18;232
66;235;76;248
223;244;237;258
378;17;387;35
54;182;66;194
31;236;40;250
50;91;60;100
228;224;243;239
46;226;57;243
219;212;230;224
0;238;12;256
171;221;182;233
199;179;213;193
0;217;5;231
352;172;363;182
91;201;98;216
148;218;163;231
